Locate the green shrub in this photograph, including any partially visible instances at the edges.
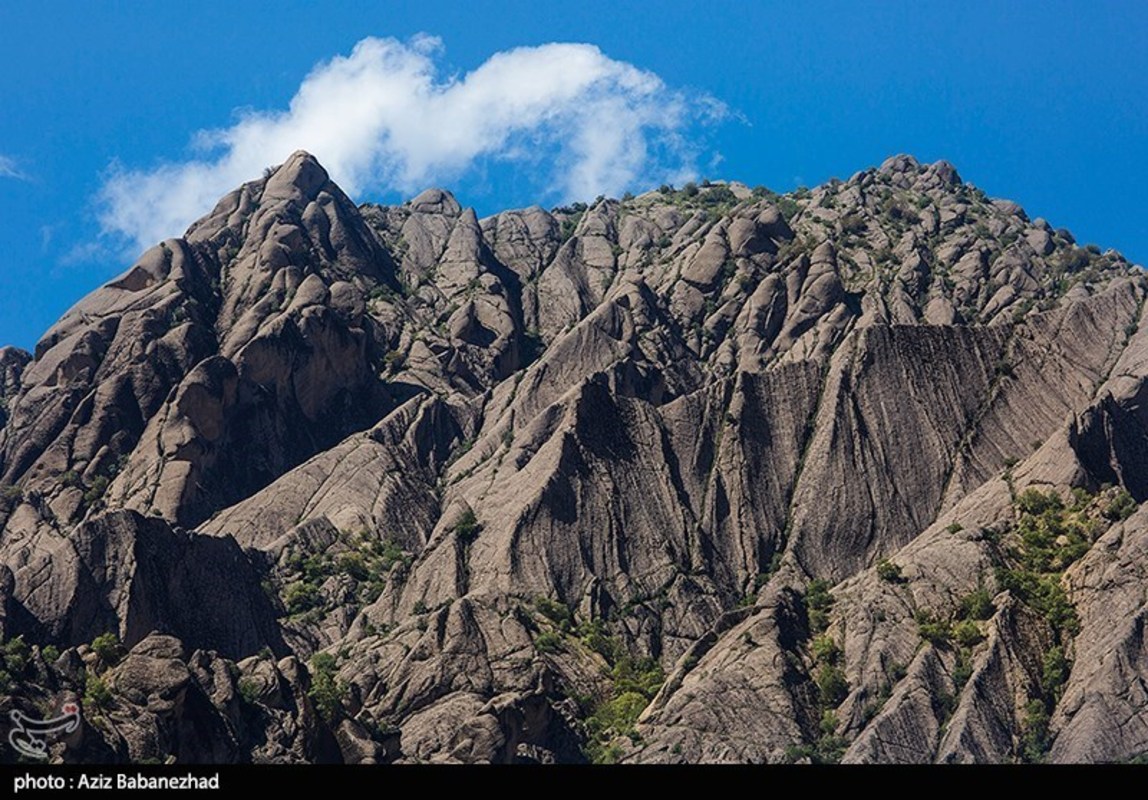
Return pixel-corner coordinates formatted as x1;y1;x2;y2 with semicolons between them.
302;553;334;583
84;675;113;709
875;559;902;583
776;197;800;222
284;582;322;615
534;631;562;654
308;653;342;724
412;600;429;615
377;539;409;571
535;597;574;631
454;509;480;543
804;579;834;632
1021;699;1051;762
952;619;984;648
238;677;261;705
946;522;964;534
815;664;849;707
41;645;60;664
582;653;664;763
579;623;622;664
699;185;738;207
1016;488;1063;516
916;611;951;645
1041;646;1069;700
1068;486;1092;510
997;569;1079;636
91;633;124;667
957;586;995;621
337;553;370;582
811;634;841;665
2;636;30;674
1103;488;1137;521
611;656;664;698
82;475;110;506
952;652;973;688
588;741;625;764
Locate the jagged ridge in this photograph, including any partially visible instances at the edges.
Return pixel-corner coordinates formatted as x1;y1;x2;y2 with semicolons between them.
1;151;1146;764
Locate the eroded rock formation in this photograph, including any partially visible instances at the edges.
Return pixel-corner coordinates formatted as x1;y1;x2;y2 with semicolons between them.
2;152;1146;763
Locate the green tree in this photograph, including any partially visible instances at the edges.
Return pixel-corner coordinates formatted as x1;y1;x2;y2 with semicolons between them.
91;633;125;667
308;653;343;724
875;559;902;583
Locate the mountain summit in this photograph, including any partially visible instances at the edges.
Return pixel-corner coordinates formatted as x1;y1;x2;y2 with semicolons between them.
1;153;1146;764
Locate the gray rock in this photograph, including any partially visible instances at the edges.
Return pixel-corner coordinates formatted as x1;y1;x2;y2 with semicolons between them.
2;150;1146;764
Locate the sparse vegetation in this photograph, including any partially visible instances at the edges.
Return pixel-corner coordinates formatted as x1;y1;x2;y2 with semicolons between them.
83;674;113;710
1021;698;1051;763
953;619;984;648
1041;646;1069;701
534;630;562;654
0;635;30;691
957;585;995;621
875;559;902;583
582;652;664;763
238;677;261;705
454;509;480;543
284;581;322;615
1103;488;1137;521
0;484;22;503
776;196;800;222
535;597;574;632
991;486;1127;760
279;531;414;616
307;652;343;724
82;475;110;507
916;610;951;645
815;663;848;707
91;633;125;667
556;203;588;243
804;579;834;633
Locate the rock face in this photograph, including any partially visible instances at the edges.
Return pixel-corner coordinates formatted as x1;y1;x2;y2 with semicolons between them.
2;152;1147;764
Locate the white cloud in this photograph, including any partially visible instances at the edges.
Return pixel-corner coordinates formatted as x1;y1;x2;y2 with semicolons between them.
0;155;28;181
60;240;114;266
98;36;723;253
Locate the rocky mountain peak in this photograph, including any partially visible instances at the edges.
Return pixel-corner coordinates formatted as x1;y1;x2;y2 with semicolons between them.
1;152;1146;765
408;188;463;217
262;149;332;203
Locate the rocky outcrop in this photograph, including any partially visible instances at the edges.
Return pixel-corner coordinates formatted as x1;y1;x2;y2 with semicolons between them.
2;151;1146;764
5;510;282;658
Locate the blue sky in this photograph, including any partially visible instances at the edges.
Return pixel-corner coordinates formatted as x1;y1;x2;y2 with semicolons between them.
1;1;1145;351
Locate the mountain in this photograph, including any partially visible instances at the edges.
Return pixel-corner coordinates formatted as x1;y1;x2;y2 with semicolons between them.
1;151;1146;764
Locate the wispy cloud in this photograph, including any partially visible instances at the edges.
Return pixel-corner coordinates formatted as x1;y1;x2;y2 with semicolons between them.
0;155;29;181
98;36;725;253
60;240;115;267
